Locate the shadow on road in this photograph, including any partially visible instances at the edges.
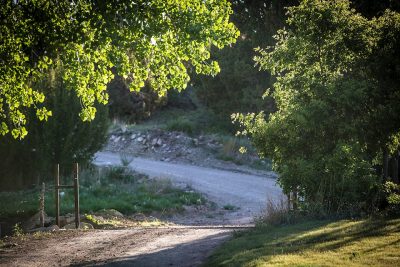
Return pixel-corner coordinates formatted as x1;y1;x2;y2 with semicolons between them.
72;230;232;267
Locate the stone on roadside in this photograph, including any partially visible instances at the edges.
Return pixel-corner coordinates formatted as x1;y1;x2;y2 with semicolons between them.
156;138;162;146
151;138;158;146
22;211;54;231
59;214;76;228
131;213;146;221
193;138;199;146
28;225;60;233
63;222;94;230
95;209;124;218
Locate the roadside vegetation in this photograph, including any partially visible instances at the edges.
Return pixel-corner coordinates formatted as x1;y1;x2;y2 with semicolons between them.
0;166;204;220
205;216;400;267
1;0;400;265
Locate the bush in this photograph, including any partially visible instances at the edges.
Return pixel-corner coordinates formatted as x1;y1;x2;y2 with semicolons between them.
236;0;400;215
165;117;195;135
0;69;109;190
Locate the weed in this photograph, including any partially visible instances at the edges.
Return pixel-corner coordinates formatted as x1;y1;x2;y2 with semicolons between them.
120;153;134;167
12;223;24;237
104;166;133;182
32;231;51;239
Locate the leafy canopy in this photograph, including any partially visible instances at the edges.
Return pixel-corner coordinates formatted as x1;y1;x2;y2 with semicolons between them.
235;0;400;212
0;0;239;138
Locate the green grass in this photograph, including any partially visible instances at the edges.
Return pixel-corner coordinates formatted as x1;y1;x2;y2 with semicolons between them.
205;217;400;267
214;135;272;171
0;167;205;219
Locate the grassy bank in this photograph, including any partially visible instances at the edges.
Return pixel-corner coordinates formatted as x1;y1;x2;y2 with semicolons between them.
205;217;400;267
0;167;204;219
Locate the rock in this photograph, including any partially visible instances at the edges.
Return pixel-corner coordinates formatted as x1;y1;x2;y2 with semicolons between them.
131;134;136;140
137;137;144;142
28;225;60;233
95;209;124;218
63;222;94;230
142;139;147;145
156;138;162;146
22;211;54;231
182;205;197;213
131;213;147;221
47;225;60;231
193;138;199;146
113;136;121;143
151;138;158;146
90;215;105;222
58;214;76;227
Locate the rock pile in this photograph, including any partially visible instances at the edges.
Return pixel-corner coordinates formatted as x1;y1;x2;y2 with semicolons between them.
105;128;224;166
103;127;271;176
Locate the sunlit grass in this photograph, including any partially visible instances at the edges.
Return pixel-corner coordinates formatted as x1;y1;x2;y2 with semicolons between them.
205;218;400;267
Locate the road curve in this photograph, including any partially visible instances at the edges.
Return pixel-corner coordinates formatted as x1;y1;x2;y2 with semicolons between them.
0;152;285;267
94;151;284;223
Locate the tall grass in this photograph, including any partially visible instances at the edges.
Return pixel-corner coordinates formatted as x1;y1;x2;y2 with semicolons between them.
0;167;205;219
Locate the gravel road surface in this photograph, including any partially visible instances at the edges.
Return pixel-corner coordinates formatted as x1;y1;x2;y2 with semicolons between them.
0;152;283;267
94;151;283;224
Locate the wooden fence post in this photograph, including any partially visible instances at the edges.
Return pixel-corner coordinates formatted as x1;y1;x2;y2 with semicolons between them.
74;163;80;229
55;164;60;227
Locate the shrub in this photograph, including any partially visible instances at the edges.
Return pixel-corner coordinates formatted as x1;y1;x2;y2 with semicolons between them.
0;70;109;190
165;118;195;135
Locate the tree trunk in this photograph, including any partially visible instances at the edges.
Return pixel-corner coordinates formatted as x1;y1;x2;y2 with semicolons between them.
383;148;389;182
392;150;399;184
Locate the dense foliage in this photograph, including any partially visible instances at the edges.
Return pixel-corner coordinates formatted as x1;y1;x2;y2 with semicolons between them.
107;75;165;123
195;0;296;130
0;0;238;139
236;0;400;213
0;69;109;190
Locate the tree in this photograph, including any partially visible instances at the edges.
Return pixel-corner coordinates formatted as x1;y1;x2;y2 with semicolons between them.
195;0;296;131
0;0;239;139
107;75;166;123
235;0;400;213
0;68;109;190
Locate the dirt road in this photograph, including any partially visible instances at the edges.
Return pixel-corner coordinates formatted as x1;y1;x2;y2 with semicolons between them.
0;152;283;267
94;151;283;224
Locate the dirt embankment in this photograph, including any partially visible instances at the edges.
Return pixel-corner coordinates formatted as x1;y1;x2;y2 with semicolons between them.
104;128;271;176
